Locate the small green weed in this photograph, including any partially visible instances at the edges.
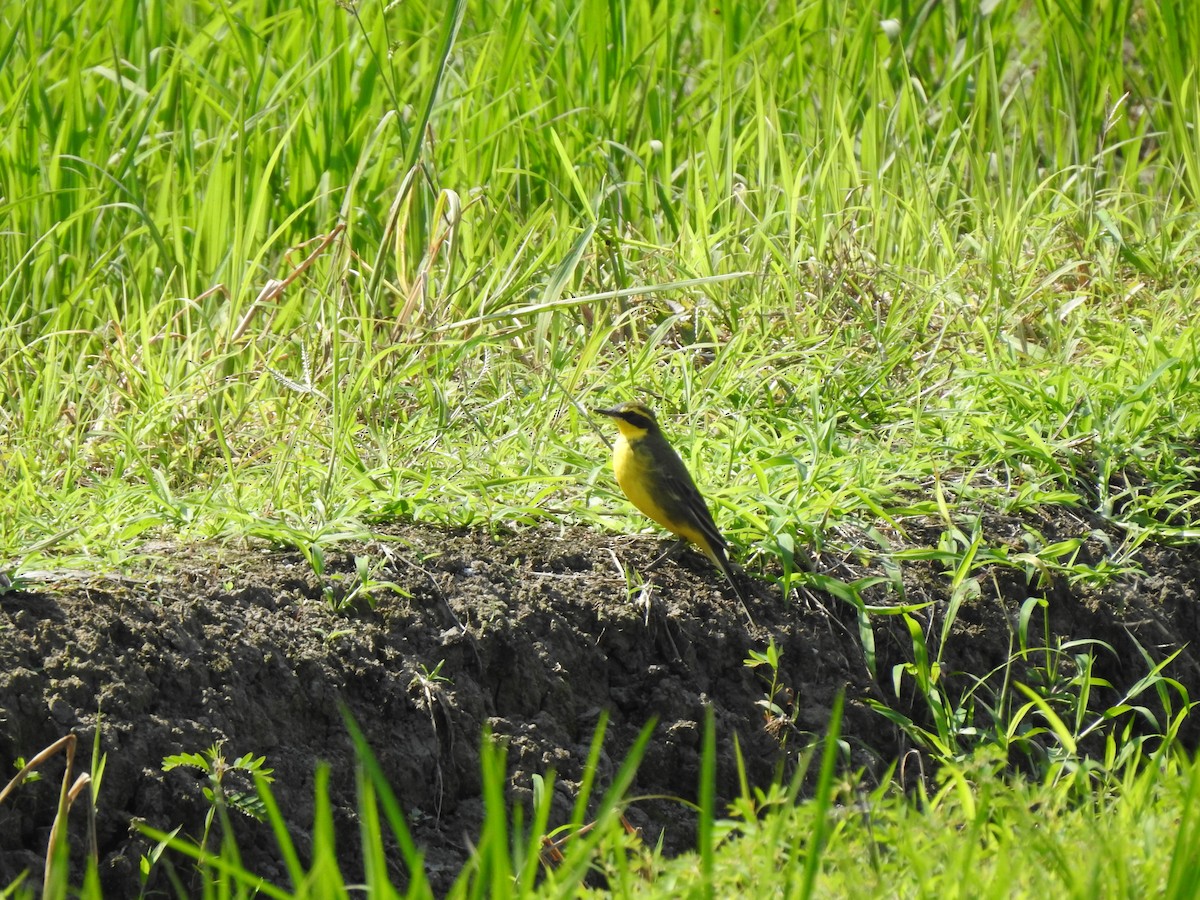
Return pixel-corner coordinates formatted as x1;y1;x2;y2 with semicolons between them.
744;638;801;749
161;744;275;855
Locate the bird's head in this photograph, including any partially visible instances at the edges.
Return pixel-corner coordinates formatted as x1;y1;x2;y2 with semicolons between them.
595;400;659;438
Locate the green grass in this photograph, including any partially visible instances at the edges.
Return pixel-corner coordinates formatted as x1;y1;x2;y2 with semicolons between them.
16;701;1200;899
4;0;1200;572
661;739;1200;899
5;0;1200;894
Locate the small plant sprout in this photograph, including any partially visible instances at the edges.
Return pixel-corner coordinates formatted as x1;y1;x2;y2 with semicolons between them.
162;743;274;856
745;638;800;747
409;661;453;820
335;553;408;610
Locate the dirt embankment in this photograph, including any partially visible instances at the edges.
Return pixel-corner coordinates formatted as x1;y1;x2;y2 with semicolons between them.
2;511;1198;893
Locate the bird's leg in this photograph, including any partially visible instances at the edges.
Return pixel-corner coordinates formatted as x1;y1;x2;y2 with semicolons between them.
645;538;688;571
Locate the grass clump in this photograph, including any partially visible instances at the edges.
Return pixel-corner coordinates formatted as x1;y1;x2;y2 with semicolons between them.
655;743;1200;899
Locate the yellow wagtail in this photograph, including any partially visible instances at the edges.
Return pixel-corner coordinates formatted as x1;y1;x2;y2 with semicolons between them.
596;400;751;618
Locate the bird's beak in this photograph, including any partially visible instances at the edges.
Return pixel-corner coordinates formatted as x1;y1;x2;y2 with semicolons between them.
594;407;622;418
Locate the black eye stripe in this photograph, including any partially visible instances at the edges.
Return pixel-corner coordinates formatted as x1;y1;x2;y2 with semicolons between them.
622;411;654;429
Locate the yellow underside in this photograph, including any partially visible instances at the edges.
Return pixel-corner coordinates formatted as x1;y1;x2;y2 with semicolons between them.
612;434;718;564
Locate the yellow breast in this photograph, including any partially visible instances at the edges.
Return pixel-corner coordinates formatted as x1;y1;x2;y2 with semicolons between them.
612;434;706;547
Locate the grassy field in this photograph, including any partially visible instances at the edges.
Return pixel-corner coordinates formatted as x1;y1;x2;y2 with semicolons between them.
5;0;1200;894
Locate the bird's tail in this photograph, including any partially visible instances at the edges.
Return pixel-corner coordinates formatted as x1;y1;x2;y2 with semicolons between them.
703;542;755;626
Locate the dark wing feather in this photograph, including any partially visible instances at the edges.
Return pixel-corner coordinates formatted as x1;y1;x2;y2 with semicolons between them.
646;444;728;552
641;436;750;615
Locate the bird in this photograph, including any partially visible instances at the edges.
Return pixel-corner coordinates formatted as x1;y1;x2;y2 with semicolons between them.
595;400;752;619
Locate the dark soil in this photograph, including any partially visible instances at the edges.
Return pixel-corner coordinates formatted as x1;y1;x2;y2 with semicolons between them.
2;509;1199;894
